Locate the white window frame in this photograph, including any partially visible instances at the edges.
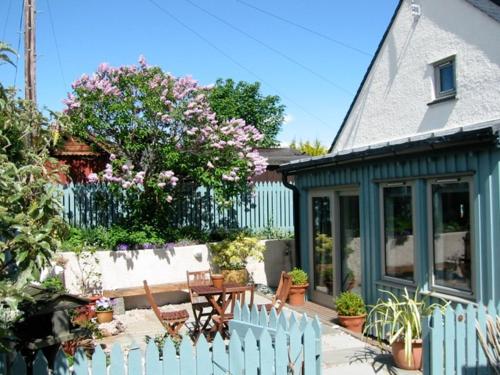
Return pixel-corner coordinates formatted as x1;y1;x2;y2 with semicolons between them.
427;177;475;300
433;56;456;99
379;181;417;286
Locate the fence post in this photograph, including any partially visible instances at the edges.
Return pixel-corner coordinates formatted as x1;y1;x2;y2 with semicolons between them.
431;308;444;374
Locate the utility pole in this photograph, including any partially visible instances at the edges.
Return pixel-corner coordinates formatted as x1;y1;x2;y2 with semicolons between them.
24;0;36;104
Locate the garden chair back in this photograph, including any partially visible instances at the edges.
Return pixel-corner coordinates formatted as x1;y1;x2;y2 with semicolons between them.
212;284;254;338
256;271;292;314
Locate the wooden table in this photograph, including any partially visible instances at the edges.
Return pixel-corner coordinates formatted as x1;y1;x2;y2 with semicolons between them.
189;283;240;317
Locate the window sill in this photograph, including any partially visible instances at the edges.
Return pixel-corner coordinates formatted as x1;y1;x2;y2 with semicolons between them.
419;290;477;306
427;94;457;106
375;279;417;291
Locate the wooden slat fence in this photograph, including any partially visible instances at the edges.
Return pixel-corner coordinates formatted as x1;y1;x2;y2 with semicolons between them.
0;305;321;374
60;182;294;231
424;301;499;375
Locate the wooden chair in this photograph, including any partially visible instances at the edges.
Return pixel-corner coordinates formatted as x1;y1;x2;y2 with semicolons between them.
186;270;213;332
257;271;292;314
143;280;188;337
212;284;254;338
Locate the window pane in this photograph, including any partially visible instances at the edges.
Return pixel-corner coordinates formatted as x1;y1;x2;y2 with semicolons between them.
439;63;455;93
383;186;414;281
312;196;333;295
432;182;472;292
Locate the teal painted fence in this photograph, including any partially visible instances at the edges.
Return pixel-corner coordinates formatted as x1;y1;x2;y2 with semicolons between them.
1;304;321;375
60;182;294;231
424;301;499;375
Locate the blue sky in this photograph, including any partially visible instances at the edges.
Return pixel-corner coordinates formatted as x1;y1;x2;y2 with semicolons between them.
0;0;398;146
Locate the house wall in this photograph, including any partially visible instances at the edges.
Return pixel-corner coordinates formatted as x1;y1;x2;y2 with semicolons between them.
295;145;500;306
333;0;500;152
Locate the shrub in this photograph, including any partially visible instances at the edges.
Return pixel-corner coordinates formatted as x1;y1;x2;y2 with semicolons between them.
41;277;66;294
288;268;308;286
209;234;265;270
335;291;366;316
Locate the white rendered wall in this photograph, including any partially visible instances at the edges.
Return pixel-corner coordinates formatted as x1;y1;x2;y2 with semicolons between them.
333;0;500;152
62;240;294;295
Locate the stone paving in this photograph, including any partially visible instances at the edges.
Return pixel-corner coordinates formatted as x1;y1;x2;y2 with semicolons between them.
97;294;421;374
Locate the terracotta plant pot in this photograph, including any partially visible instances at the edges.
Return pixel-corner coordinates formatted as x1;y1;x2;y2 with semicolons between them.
391;339;423;370
96;310;113;324
211;274;224;288
337;314;366;333
288;284;309;306
221;269;248;285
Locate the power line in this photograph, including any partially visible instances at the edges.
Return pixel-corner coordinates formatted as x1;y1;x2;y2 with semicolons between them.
13;0;23;87
45;0;66;89
183;0;353;96
236;0;372;57
146;0;334;130
2;0;13;41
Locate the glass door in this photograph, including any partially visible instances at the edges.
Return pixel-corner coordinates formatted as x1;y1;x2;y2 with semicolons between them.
309;189;361;308
339;194;361;294
310;192;334;307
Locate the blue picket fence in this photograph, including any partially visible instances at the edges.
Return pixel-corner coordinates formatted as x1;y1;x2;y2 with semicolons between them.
0;303;321;374
424;301;499;375
60;182;294;231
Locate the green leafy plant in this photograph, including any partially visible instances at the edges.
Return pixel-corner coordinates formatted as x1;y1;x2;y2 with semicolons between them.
145;332;182;357
364;288;448;366
288;268;308;286
41;276;66;294
335;291;366;316
209;234;265;270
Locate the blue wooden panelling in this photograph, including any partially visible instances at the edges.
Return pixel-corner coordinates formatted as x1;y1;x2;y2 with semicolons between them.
1;304;322;375
60;182;294;231
425;302;498;374
295;147;500;306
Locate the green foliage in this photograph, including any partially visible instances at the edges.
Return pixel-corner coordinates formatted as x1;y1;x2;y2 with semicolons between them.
209;234;265;270
0;74;67;349
364;288;448;366
290;139;328;156
41;276;66;293
0;42;16;67
288;267;308;286
208;79;285;147
145;332;182;357
335;291;366;316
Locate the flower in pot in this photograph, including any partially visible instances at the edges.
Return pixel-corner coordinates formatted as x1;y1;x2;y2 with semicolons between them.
209;234;265;285
287;268;309;306
95;297;114;324
335;291;366;334
364;288;448;370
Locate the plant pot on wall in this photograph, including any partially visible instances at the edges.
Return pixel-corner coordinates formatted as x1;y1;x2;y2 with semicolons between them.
288;284;309;306
391;339;423;370
221;269;248;285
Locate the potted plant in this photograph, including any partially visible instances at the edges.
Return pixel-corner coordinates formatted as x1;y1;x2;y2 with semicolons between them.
364;288;447;370
287;268;309;306
95;297;114;323
335;291;366;333
209;234;265;284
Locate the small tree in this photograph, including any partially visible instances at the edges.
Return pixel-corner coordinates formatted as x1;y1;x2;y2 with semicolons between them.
0;81;67;349
290;139;328;156
63;57;268;229
208;79;285;148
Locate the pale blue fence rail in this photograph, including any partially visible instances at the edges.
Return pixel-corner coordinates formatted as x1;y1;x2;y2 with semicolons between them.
424;301;499;375
60;182;294;231
0;304;321;374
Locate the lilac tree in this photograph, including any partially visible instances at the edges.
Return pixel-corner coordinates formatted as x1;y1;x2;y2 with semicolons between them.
63;57;267;227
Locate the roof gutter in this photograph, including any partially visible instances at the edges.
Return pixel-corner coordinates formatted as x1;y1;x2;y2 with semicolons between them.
281;171;301;269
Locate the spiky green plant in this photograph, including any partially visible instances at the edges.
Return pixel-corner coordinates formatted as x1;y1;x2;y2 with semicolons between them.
364;288;448;366
477;315;500;374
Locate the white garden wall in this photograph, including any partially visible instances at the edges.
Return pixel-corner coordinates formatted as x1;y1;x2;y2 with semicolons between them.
61;240;294;297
